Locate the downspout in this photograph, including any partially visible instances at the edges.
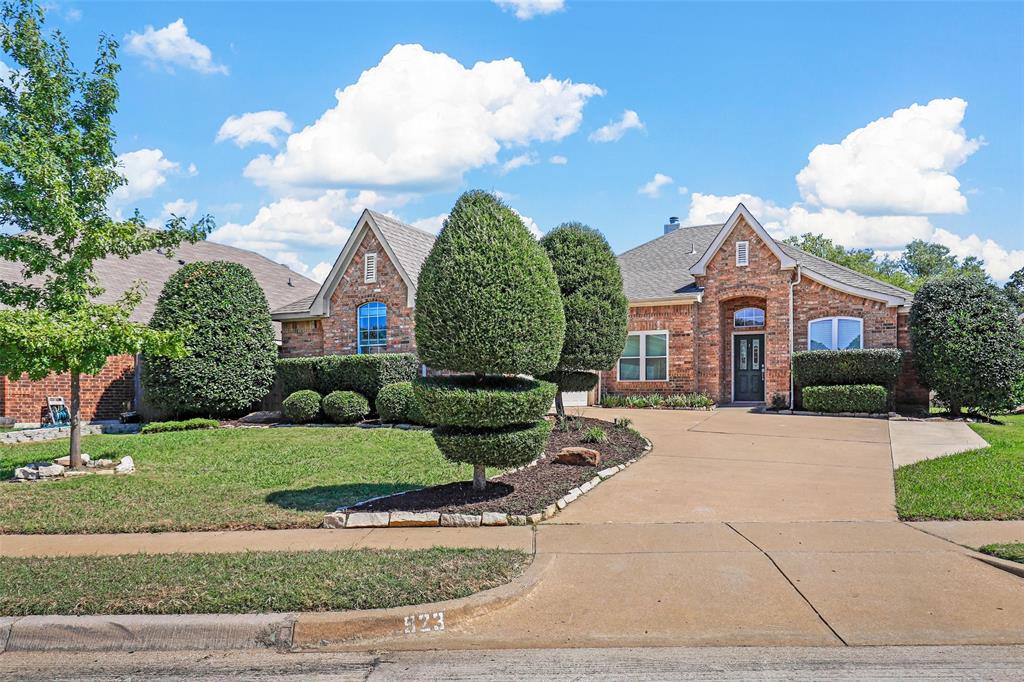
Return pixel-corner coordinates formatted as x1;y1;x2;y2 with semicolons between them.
788;265;802;407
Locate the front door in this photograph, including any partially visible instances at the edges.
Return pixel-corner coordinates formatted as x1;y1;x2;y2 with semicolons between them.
733;334;765;402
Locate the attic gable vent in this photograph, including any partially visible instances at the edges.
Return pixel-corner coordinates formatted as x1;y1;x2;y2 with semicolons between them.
364;252;378;283
736;241;749;267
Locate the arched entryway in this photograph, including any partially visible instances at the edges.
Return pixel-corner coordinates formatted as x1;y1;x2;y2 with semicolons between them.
720;296;768;403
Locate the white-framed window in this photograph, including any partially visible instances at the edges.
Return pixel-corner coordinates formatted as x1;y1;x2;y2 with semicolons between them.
357;302;387;353
808;316;863;350
734;307;765;328
736;240;749;266
618;331;668;381
364;252;378;283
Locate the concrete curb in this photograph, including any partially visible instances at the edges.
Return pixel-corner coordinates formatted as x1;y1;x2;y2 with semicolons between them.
1;613;295;652
969;551;1024;580
290;553;553;651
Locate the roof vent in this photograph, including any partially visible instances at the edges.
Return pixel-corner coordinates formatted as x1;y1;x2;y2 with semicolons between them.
287;277;293;287
177;259;186;265
664;216;681;235
689;242;697;255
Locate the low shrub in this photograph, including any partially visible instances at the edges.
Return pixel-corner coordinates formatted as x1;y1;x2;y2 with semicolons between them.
141;418;219;434
792;349;902;390
770;392;789;411
802;384;888;414
322;391;370;424
601;393;713;409
413;376;557;429
613;417;632;430
282;390;322;423
276;353;419;404
375;382;428;425
580;427;608;444
432;420;552;468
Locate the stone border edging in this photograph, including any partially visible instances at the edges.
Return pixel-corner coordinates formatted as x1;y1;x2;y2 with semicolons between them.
321;437;653;529
0;422;140;445
289;553;553;651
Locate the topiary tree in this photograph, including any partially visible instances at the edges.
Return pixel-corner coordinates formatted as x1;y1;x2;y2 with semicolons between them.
376;382;428;425
910;273;1024;415
414;190;565;490
539;222;629;420
143;261;277;417
322;390;369;424
282;389;322;423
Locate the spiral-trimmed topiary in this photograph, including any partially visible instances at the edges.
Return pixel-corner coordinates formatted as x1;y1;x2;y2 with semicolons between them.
375;382;428;425
432;420;553;468
322;390;369;424
413;376;556;429
282;390;322;423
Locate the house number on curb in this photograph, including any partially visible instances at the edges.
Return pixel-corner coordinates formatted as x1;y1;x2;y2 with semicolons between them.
403;611;445;634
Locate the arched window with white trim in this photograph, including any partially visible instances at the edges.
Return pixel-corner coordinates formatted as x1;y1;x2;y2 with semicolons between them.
808;316;863;350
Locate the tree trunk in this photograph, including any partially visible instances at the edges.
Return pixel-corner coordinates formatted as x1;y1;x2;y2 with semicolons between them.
554;390;565;424
472;464;487;491
949;402;962;417
69;370;83;469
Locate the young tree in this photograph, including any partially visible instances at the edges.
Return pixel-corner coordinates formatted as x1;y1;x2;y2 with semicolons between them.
539;222;629;421
143;262;277;418
414;191;565;490
0;1;211;467
909;273;1024;415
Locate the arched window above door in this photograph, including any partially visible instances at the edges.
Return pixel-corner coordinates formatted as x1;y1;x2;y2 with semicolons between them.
734;307;765;328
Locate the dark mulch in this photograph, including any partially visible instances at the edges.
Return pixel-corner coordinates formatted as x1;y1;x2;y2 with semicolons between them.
349;417;647;516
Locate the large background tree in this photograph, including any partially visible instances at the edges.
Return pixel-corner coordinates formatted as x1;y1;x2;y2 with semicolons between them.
413;191;565;490
1005;266;1024;312
143;262;276;418
909;273;1024;415
0;1;211;467
539;222;628;420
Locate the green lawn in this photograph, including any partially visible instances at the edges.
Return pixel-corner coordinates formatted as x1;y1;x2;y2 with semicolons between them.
0;427;480;534
895;414;1024;520
0;548;530;616
980;543;1024;565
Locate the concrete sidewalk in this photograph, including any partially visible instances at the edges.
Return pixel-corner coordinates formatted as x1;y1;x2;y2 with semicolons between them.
889;419;989;467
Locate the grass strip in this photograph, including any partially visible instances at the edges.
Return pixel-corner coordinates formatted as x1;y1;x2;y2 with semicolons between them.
979;543;1024;565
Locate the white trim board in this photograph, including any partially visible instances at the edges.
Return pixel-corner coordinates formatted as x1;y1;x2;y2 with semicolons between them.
689;203;797;276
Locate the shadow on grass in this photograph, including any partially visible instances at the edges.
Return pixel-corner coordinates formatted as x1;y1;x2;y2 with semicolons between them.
265;483;425;512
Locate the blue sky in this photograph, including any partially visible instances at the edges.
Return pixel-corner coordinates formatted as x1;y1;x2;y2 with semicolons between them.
39;0;1024;282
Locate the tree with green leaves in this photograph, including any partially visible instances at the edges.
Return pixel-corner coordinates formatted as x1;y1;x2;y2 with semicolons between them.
0;1;211;467
783;233;914;291
899;240;988;285
414;191;565;490
1005;266;1024;312
539;222;629;421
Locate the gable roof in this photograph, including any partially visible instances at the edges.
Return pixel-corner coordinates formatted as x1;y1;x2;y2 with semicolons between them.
689;204;797;276
617;203;913;307
272;209;436;320
0;238;320;341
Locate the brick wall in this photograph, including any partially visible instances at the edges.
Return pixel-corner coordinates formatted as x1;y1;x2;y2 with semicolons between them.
895;311;929;406
0;354;136;424
792;277;896;350
280;319;324;358
600;303;697;395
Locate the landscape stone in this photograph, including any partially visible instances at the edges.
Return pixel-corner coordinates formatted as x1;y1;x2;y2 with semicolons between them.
345;512;390;528
598;467;618;480
36;464;64;478
509;515;529;526
528;513;544;524
13;466;38;480
322;512;347;529
554;447;601;467
481;512;508;526
556;498;568;510
239;410;282;424
389;511;440;527
544;504;558;518
114;456;135;474
580;480;594;494
54;453;90;467
440;513;482;527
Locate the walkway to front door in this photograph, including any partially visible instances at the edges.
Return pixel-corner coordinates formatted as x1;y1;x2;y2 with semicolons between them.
733;333;765;401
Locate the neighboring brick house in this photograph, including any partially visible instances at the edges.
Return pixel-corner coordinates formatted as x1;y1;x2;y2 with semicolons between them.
275;204;927;407
0;241;318;425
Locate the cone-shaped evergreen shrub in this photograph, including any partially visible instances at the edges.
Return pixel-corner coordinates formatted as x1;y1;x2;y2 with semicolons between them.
143;261;277;417
538;222;629;418
414;191;566;490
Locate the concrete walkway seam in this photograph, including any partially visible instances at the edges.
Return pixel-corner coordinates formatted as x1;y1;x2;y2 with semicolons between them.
724;522;848;646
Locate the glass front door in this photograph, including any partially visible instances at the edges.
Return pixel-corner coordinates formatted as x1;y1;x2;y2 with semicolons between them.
734;334;765;402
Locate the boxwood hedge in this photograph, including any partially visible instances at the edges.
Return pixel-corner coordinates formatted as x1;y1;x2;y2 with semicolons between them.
276;353;419;404
802;384;888;414
322;390;369;424
432;420;553;468
282;390;322;423
375;382;429;425
413;376;556;429
792;349;902;390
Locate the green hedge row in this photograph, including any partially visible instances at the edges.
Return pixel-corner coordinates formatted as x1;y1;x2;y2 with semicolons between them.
140;418;219;434
600;393;714;409
375;382;429;425
792;349;902;389
276;353;419;404
413;376;556;429
802;384;888;414
432;420;553;468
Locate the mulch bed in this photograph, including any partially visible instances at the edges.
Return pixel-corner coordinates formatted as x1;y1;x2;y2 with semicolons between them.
349;416;647;516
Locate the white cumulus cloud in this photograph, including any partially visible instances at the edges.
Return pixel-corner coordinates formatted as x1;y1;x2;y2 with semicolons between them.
216;111;293;148
796;97;982;215
110;148;181;206
549;154;568;165
243;44;602;190
410;213;448;234
931;229;1024;282
493;0;565;20
589;109;643;143
500;153;538;174
124;18;228;75
638;173;673;198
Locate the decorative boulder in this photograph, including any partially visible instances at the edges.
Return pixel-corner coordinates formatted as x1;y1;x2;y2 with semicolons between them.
115;456;135;474
554;447;601;467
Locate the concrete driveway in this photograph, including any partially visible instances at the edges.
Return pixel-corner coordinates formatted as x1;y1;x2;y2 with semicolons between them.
324;407;1024;651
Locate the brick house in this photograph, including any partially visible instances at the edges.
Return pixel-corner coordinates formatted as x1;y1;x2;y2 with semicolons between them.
274;204;927;407
0;241;318;426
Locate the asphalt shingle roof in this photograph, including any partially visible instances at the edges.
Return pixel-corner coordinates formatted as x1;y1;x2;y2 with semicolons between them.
366;210;436;285
617;223;913;304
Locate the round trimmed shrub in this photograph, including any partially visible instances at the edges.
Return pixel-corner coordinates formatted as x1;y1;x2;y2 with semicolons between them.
375;382;428;425
413;376;556;428
322;390;369;424
432;420;553;468
415;191;565;377
910;274;1024;414
143;261;277;417
282;390;322;423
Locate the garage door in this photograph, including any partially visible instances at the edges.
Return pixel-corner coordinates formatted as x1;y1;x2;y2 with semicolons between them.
561;391;589;407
